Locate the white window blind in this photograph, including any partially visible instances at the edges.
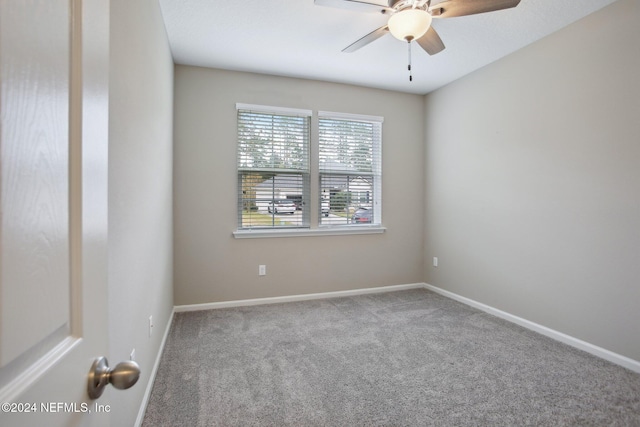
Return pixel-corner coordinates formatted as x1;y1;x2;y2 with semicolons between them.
237;105;310;229
318;112;382;226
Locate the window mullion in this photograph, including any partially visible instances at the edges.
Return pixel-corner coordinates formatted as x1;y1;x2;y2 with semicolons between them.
238;107;381;232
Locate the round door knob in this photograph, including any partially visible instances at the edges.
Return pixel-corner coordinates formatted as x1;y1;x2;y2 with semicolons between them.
88;356;141;399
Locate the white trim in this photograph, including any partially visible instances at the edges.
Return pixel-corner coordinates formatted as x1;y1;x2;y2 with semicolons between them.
156;281;639;425
233;226;386;239
134;309;175;427
236;103;312;117
0;336;81;402
178;281;639;372
318;110;384;123
174;283;424;313
423;283;640;374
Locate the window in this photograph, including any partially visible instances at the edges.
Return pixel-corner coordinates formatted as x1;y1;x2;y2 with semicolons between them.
318;111;382;226
237;104;311;229
236;105;383;237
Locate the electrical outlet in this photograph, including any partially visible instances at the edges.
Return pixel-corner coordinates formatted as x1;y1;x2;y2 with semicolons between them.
433;257;439;267
259;265;266;276
149;315;154;337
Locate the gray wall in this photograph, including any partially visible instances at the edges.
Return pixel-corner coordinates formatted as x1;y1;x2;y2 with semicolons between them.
173;67;425;305
424;0;640;361
108;0;174;424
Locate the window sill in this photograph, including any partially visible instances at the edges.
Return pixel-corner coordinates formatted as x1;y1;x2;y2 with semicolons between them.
233;226;386;239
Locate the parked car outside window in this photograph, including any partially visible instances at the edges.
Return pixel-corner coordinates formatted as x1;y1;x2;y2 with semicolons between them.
267;200;296;214
351;207;372;224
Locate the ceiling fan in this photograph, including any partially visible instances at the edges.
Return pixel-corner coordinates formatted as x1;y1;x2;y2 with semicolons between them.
316;0;521;79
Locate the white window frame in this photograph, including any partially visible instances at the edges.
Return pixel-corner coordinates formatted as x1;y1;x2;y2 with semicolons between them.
318;111;383;229
236;103;311;231
234;106;385;239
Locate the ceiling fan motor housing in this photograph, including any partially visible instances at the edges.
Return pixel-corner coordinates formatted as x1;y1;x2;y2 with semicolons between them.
389;0;429;12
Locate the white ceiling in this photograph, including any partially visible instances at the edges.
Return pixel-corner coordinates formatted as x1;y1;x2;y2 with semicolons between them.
158;0;619;95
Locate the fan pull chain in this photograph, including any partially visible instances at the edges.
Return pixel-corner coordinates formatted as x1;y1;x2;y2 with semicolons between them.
407;41;413;82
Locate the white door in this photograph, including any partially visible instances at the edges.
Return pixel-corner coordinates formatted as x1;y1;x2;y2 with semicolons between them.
0;0;111;426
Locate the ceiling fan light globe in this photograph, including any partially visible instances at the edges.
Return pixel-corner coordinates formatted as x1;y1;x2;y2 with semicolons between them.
388;9;432;41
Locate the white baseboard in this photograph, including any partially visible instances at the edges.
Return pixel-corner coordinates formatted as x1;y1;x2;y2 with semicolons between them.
174;283;425;313
423;283;640;374
171;282;639;376
135;309;175;427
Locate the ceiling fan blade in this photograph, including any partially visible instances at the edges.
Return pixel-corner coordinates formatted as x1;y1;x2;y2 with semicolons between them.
429;0;520;18
314;0;393;14
343;25;389;53
416;26;445;55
